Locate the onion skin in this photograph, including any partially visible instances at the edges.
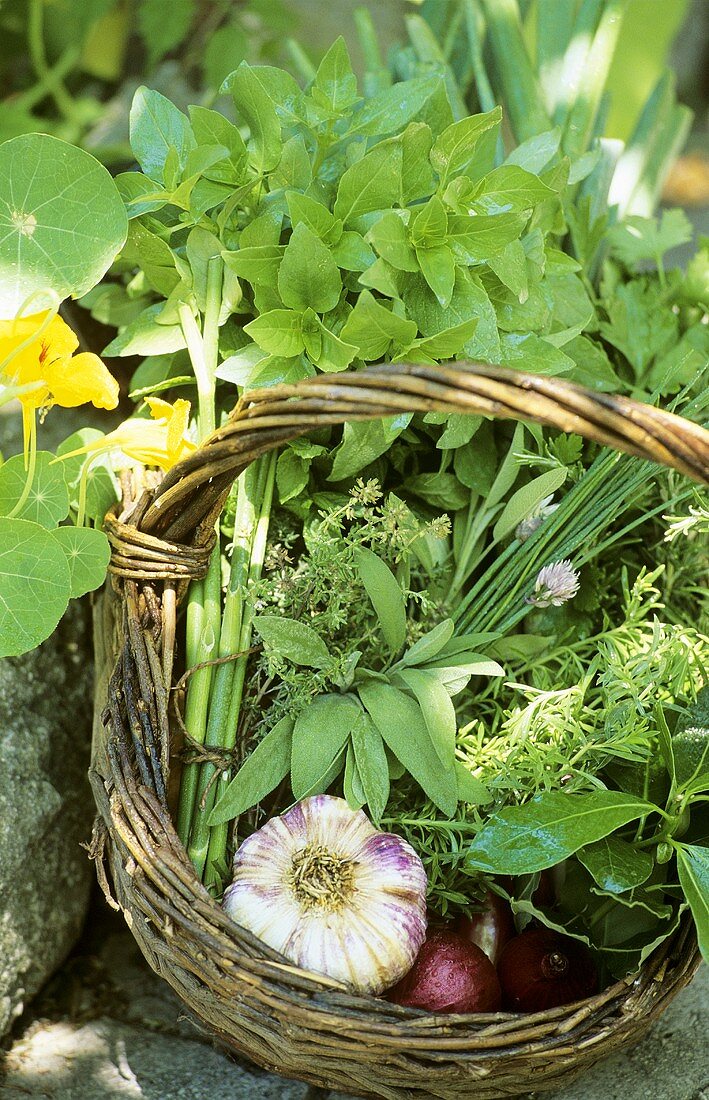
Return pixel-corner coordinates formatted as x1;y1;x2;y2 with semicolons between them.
387;929;502;1013
455;890;515;967
498;929;598;1012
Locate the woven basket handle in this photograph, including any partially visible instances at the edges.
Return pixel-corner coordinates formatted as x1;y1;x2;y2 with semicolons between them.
123;360;709;557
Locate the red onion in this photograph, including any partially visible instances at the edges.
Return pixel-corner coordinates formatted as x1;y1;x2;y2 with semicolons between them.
387;929;502;1013
455;890;515;967
497;928;598;1012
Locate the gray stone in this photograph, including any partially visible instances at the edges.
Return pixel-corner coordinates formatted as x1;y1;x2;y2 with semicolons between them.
0;603;94;1037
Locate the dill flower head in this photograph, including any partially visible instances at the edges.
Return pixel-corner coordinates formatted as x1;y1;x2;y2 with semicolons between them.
527;559;580;607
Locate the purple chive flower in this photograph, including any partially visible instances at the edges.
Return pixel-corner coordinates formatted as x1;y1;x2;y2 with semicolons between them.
527;559;580;607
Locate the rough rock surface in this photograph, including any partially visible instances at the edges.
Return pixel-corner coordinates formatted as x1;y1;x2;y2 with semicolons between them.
0;603;94;1037
1;900;706;1099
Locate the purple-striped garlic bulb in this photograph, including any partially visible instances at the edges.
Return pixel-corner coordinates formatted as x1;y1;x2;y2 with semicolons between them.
223;795;427;993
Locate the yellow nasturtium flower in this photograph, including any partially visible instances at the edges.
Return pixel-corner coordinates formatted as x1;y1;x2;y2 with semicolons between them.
62;397;196;472
0;311;120;432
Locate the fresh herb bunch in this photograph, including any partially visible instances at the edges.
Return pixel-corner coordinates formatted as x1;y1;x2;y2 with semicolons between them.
63;7;707;975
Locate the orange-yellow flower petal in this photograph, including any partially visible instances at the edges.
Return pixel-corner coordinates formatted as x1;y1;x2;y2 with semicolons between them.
0;310;118;413
59;398;196;472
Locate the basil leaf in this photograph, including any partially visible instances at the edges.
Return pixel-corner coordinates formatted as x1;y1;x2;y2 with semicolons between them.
473;165;556;214
676;844;709;962
340;290;417;360
333;141;403;224
208;716;294;826
505;127;561;173
358;680;457;816
430;108;502;185
291;693;361;800
311;37;359;113
577;837;654;894
466;791;658;874
329;415;412;481
225;62;282;174
278;223;342;313
254;614;331;668
130;87;196;182
354;547;407;653
245;309;304;357
348;72;441;137
223;245;285;288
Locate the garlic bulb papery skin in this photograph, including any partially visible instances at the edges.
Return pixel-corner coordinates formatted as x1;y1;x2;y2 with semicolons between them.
223;795;427;994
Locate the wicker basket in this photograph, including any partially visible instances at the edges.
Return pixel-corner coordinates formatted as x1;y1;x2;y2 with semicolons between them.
90;361;707;1100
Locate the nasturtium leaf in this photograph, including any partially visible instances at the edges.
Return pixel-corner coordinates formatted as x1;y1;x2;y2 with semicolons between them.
224;62;282;175
311;37;359;113
493;467;567;542
354;546;407;653
56;429;119;523
0;134;128;317
676;844;709;962
245;309;304;357
130;87;195;182
208;716;294;826
430;108;502;185
466;791;658;875
278;223;342;313
0;452;69;528
358;680;458;817
254;614;331;668
333;141;403;225
577;836;654;894
52;526;111;599
351;712;390;823
348;72;441;137
0;517;71;657
103;303;187;357
395;667;457;769
291;693;361;800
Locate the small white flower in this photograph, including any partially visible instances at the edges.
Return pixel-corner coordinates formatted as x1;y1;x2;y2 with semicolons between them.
527;559;580;607
515;495;559;542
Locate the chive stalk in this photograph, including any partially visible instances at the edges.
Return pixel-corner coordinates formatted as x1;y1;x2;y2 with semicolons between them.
477;0;551;142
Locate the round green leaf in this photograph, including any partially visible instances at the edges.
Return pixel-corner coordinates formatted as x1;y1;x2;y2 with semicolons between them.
0;452;70;528
52;526;111;598
0;517;71;657
0;134;128;317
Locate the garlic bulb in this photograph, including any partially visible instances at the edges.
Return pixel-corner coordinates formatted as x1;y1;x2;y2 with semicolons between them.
223;795;427;993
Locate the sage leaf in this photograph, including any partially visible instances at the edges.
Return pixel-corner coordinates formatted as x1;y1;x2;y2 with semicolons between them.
676;844;709;962
466;791;657;875
291;693;361;800
354;546;406;653
577;837;654;894
351;712;390;823
395;667;457;769
344;744;366;809
493;467;567;542
208;716;294;826
398;619;455;667
254;614;331;668
358;680;457;816
455;763;492;805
